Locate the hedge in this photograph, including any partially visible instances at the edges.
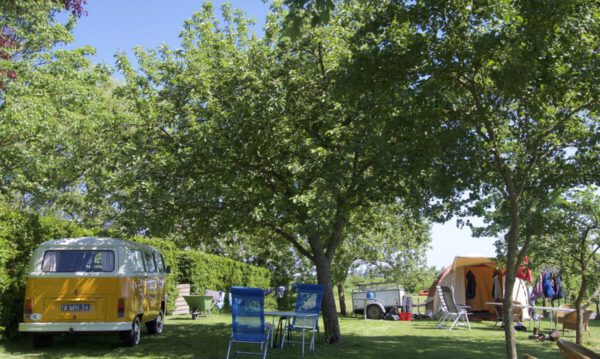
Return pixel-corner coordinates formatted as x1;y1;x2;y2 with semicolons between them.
131;237;273;312
177;250;274;309
0;205;93;339
0;206;273;339
177;251;271;293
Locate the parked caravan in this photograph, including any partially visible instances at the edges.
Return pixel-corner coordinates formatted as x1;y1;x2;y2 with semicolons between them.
19;237;168;347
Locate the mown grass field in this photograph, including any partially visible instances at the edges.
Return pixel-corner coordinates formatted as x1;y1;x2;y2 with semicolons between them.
2;313;598;358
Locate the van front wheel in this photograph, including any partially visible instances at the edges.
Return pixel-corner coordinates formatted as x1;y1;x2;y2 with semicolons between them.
146;310;164;335
122;316;141;346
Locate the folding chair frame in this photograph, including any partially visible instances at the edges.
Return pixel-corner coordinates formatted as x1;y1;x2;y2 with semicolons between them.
435;285;471;331
226;287;273;359
281;284;323;356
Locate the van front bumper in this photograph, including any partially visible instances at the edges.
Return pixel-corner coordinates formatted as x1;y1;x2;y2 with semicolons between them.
19;321;132;333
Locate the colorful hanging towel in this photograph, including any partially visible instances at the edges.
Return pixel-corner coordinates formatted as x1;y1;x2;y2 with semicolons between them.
552;274;563;300
542;272;555;298
516;256;532;282
529;273;543;302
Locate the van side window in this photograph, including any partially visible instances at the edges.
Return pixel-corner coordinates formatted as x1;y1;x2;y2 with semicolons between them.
143;251;157;273
154;252;165;273
131;250;145;272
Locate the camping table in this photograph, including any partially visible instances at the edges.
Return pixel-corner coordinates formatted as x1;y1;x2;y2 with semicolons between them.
485;302;575;331
264;310;319;355
529;305;575;331
485;302;528;327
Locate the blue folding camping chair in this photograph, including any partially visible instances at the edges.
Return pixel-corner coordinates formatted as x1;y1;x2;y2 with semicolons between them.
282;284;323;356
226;287;272;359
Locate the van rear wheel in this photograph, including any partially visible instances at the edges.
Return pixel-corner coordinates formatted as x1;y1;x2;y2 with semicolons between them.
122;316;141;346
146;310;164;335
32;334;53;348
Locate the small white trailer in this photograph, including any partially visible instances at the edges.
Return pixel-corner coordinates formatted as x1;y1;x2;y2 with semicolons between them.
352;283;405;319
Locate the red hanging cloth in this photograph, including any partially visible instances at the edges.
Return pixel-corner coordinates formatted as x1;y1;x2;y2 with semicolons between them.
516;256;532;282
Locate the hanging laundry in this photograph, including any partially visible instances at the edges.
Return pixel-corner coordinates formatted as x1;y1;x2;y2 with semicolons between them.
529;273;544;302
516;256;532;282
466;270;477;300
552;274;563;300
264;287;274;295
542;272;555;298
492;271;503;299
276;286;286;298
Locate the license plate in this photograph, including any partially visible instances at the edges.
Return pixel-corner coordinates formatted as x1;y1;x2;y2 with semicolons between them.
60;304;91;312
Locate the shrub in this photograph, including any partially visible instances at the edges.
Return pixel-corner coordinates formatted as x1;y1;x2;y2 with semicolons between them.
178;250;271;292
0;215;274;338
0;205;92;339
178;250;274;309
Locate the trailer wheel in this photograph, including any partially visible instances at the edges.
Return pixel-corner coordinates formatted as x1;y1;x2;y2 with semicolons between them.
367;305;383;319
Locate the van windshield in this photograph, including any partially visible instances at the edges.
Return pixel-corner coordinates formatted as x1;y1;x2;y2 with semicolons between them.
42;250;115;272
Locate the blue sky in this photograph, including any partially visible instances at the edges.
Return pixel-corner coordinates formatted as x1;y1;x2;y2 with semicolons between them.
66;0;496;268
68;0;269;70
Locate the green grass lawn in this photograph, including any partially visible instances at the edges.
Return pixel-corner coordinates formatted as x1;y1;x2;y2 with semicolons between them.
2;314;598;359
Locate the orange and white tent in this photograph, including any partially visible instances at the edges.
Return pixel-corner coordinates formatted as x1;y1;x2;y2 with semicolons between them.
426;256;530;319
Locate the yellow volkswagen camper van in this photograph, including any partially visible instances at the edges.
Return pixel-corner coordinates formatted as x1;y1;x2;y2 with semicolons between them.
19;237;168;347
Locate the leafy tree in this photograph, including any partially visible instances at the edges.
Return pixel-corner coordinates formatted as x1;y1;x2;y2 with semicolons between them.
530;188;600;344
0;0;86;89
0;0;117;225
1;0;73;193
286;1;599;355
109;1;433;342
207;229;306;289
330;203;431;314
284;0;334;35
358;205;431;293
411;1;600;357
0;200;92;337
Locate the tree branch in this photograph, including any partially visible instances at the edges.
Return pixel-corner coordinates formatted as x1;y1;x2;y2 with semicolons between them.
268;223;314;261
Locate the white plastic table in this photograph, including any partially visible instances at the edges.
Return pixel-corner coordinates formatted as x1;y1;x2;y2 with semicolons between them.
529;305;575;330
485;302;575;330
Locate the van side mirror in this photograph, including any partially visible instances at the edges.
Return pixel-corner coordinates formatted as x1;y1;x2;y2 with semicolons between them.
165;266;172;274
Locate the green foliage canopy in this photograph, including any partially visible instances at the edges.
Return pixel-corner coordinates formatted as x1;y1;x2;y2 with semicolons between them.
107;1;436;342
411;1;600;357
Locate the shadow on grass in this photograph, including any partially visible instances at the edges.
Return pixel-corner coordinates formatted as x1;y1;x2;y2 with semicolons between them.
2;316;597;358
272;327;561;359
1;321;232;359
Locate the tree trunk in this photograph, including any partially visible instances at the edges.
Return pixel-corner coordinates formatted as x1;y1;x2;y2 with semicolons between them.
502;259;517;359
338;283;347;316
575;301;584;345
502;197;521;359
574;240;588;345
314;255;343;343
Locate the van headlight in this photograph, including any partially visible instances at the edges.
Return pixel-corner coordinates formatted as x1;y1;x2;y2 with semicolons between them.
30;313;41;321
